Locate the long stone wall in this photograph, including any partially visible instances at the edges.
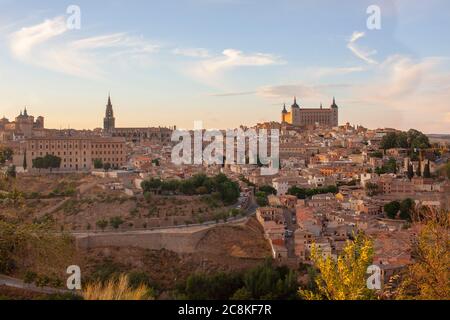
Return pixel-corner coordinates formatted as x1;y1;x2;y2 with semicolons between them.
75;227;212;253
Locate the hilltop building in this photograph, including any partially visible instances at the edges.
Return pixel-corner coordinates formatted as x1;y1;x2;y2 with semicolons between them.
281;97;339;127
25;136;126;171
102;94;173;143
0;108;45;141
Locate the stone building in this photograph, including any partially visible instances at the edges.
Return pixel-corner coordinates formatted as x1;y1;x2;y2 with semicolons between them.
102;95;173;143
281;97;339;127
24;136;126;171
0;108;45;141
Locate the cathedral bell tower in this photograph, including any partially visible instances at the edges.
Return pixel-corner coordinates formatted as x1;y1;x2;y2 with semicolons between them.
103;94;115;133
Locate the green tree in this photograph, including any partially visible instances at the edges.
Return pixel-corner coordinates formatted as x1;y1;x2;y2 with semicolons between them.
243;261;298;300
103;162;112;172
256;196;268;207
32;157;44;170
396;132;409;148
288;185;338;199
381;132;397;150
109;217;124;229
141;178;162;191
44;154;61;171
407;163;414;180
384;201;400;219
365;182;380;196
141;173;240;205
7;188;24;207
423;161;431;178
23;152;27;170
407;129;431;149
299;234;375;300
183;272;243;300
385;158;397;174
32;154;61;171
380;130;430;150
397;210;449;300
96;219;108;232
6;165;16;179
369;151;383;159
0;147;13;164
195;186;209;195
259;185;277;195
416;160;422;177
399;198;414;221
94;159;103;169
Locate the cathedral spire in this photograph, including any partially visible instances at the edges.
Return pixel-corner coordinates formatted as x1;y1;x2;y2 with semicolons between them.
104;93;115;133
292;96;299;108
331;97;338;108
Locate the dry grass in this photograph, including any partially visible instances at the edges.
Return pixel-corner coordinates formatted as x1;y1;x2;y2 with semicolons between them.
82;274;153;300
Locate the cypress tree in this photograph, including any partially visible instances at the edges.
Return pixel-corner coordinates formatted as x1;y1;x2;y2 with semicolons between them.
407;163;414;180
23;151;27;170
423;161;431;178
416;160;422;177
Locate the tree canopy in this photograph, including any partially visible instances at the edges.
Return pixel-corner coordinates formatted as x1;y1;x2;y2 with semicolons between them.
375;158;397;175
288;185;338;199
299;234;376;300
0;147;13;164
177;260;298;300
32;154;62;171
380;130;430;150
397;210;450;300
141;173;240;205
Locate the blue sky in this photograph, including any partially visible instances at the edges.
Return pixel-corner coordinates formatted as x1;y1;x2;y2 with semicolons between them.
0;0;449;133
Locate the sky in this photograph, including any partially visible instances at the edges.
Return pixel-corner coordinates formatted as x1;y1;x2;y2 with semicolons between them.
0;0;449;133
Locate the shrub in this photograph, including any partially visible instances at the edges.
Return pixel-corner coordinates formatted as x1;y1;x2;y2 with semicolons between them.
109;217;124;229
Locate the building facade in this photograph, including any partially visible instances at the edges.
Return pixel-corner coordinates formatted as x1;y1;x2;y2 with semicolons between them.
102;95;173;143
281;97;339;127
25;136;126;171
0;108;45;141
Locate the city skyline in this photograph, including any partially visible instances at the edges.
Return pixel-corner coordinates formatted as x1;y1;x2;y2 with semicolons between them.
1;0;450;133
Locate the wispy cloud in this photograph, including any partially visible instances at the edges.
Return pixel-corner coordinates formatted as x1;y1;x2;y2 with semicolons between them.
187;49;284;84
257;83;350;101
201;49;284;73
208;91;256;97
9;16;67;59
359;55;444;100
349;55;450;133
313;66;366;77
347;31;378;65
8;16;160;79
71;33;160;54
172;47;210;58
